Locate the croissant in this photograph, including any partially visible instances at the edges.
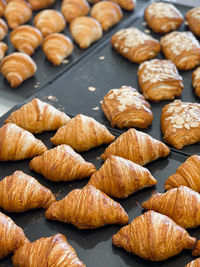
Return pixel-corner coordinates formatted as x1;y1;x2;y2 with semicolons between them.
101;128;170;166
192;240;200;257
29;144;97;182
192;67;200;98
0;123;47;161
12;233;85;267
185;259;200;267
112;210;196;261
1;52;37;88
61;0;90;23
186;7;200;37
45;185;129;229
70;16;103;49
42;33;74;66
0;18;8;40
28;0;56;10
5;98;70;133
0;0;6;17
0;41;7;61
4;0;32;29
91;1;122;31
34;9;66;37
108;0;136;11
51;114;115;151
88;155;157;198
0;211;29;259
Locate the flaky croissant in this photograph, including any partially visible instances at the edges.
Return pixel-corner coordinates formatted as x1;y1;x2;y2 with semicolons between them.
88;155;157;198
46;185;129;229
192;240;200;257
51;114;115;151
12;234;85;267
185;258;200;267
109;0;136;11
28;0;56;10
0;41;7;61
112;210;196;261
0;0;6;17
0;18;8;40
5;98;70;133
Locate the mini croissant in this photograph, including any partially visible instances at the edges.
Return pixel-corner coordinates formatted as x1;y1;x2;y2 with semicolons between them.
5;98;70;134
0;123;47;161
45;185;129;229
185;259;200;267
88;155;157;198
28;0;56;10
0;0;6;17
101;128;170;166
109;0;136;11
0;41;7;61
12;234;85;267
51;114;115;151
29;144;97;182
192;240;200;257
0;18;8;40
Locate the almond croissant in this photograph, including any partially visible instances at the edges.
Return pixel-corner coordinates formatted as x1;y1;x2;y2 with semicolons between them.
28;0;56;10
0;0;6;17
12;233;85;267
51;114;115;151
101;128;170;166
112;210;196;261
185;258;200;267
88;155;157;198
0;41;7;61
0;18;8;40
45;185;129;229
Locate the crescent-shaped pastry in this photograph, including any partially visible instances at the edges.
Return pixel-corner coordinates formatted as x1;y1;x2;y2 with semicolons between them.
108;0;136;11
28;0;56;10
192;67;200;98
42;33;74;66
138;59;184;102
45;185;129;229
34;9;66;37
91;1;122;31
160;31;200;70
51;114;115;151
0;41;7;61
88;155;157;198
69;16;103;49
112;210;196;261
29;144;97;182
0;0;6;17
192;240;200;257
185;259;200;267
5;98;70;133
101;128;170;166
0;123;47;161
111;27;160;63
12;234;85;267
102;85;153;128
186;7;200;37
1;52;37;88
161;100;200;149
0;18;8;40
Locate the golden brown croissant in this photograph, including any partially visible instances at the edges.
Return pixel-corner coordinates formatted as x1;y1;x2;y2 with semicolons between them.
108;0;136;11
5;98;70;133
0;123;47;161
192;240;200;257
45;185;129;229
186;7;200;37
192;67;200;98
0;41;7;61
28;0;56;10
0;18;8;40
185;259;200;267
51;114;115;151
12;233;85;267
70;16;103;49
29;144;97;182
112;210;196;261
101;128;170;166
42;33;74;66
88;155;157;198
4;0;32;29
0;211;29;259
1;52;37;88
0;0;6;17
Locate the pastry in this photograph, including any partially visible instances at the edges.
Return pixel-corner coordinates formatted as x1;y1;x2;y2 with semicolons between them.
185;259;200;267
5;98;70;133
88;155;157;198
108;0;135;11
70;16;102;49
192;240;200;257
45;185;129;229
138;59;184;102
112;210;196;261
0;18;8;40
160;31;200;70
102;85;153;128
186;7;200;37
42;33;74;66
29;144;97;182
28;0;56;10
0;41;7;61
0;0;6;17
192;67;200;98
101;128;170;166
161;100;200;149
51;114;115;151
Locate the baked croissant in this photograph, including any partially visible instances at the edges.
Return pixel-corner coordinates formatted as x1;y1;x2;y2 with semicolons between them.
192;67;200;98
29;144;97;182
28;0;56;10
91;1;122;31
101;128;170;166
12;234;85;267
0;18;8;40
112;210;196;261
1;52;37;88
108;0;136;11
165;155;200;192
5;98;70;134
0;211;29;259
0;123;47;161
70;16;103;49
0;41;7;61
61;0;90;23
34;9;66;37
4;0;32;29
186;7;200;37
185;259;200;267
42;33;74;66
192;240;200;257
51;114;115;151
0;0;6;17
45;185;129;229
